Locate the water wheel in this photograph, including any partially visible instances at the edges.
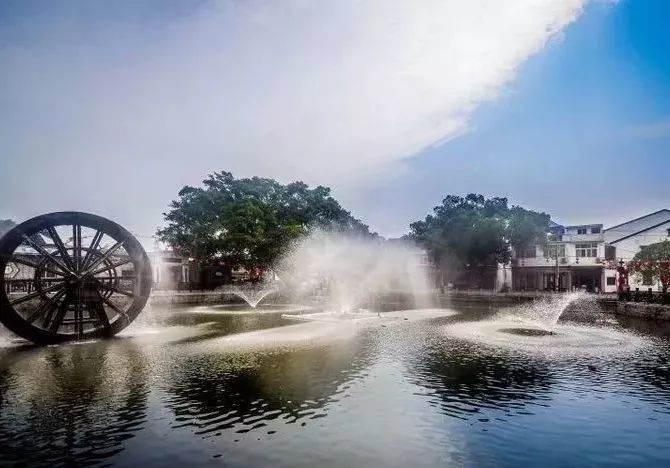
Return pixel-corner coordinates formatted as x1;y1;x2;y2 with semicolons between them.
0;212;152;344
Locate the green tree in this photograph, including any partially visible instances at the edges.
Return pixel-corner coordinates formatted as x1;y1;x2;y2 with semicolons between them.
631;240;670;293
156;172;374;270
409;194;550;271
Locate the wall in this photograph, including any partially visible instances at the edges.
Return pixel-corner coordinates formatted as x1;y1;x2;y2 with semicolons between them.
607;217;670;293
609;222;670;261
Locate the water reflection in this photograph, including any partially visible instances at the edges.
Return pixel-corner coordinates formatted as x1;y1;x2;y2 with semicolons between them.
372;319;554;421
0;305;669;467
0;340;149;466
162;341;373;436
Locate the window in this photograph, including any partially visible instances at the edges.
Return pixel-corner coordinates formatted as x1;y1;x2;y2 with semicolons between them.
591;227;601;234
42;262;57;278
577;228;587;235
605;245;616;261
544;244;566;258
606;277;616;286
518;247;536;258
642;271;653;286
575;243;598;258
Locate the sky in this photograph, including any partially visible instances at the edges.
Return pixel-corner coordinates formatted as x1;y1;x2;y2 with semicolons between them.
0;0;668;241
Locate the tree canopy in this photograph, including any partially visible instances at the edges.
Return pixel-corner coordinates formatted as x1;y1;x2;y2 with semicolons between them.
156;172;374;269
408;194;550;269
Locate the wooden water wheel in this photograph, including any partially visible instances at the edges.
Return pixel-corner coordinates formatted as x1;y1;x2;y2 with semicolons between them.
0;212;152;344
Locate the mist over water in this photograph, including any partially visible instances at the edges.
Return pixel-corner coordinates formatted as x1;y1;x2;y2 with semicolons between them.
444;293;650;357
276;231;434;313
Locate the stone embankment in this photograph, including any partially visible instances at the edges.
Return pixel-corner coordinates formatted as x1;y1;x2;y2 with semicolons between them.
148;289;670;320
615;302;670;321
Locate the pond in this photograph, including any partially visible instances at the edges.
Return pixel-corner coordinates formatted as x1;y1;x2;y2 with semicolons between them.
0;301;669;467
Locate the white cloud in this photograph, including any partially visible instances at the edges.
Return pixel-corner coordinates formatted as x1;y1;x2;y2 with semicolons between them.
0;0;585;233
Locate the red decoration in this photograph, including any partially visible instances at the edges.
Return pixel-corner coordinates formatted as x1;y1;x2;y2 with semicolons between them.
616;261;629;293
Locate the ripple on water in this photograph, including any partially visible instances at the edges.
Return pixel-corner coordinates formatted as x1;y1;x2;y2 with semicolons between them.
442;319;651;356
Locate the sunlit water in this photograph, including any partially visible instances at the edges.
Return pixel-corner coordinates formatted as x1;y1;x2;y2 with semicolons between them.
1;301;670;467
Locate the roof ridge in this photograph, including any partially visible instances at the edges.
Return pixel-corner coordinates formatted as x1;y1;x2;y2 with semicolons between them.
604;209;670;231
609;218;670;244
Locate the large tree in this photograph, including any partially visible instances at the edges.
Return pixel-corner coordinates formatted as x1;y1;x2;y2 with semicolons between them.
630;240;670;293
408;194;550;271
157;172;373;270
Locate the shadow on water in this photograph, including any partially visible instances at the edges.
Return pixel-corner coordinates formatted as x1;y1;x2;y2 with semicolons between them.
407;340;555;420
0;340;150;467
165;311;293;345
162;340;374;436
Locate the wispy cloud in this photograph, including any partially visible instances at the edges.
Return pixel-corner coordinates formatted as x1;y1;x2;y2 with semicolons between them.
0;0;586;232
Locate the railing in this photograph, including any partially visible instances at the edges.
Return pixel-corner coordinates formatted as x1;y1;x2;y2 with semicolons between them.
618;288;670;305
4;279;62;294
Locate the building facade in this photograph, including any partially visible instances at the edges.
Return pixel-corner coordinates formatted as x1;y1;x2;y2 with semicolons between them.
148;250;194;290
511;210;670;293
603;209;670;293
512;222;608;292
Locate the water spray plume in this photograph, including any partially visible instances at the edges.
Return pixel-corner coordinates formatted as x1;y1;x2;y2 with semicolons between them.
276;231;434;313
222;283;280;308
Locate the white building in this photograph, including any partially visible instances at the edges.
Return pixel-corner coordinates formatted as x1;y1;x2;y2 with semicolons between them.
148;250;193;290
511;209;670;293
512;222;608;292
603;209;670;293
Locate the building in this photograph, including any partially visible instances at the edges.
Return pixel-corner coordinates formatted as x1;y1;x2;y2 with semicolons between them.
512;222;608;292
603;209;670;293
511;209;670;293
148;250;194;290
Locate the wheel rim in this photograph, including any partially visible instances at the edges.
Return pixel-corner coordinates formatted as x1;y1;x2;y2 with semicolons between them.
0;212;152;344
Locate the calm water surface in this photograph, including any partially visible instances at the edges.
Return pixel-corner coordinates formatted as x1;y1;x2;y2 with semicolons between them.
1;302;669;467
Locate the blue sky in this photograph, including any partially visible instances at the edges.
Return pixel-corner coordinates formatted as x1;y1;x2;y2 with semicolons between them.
0;0;668;239
358;0;670;235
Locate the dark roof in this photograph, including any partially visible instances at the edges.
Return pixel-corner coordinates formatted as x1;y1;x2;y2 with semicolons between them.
609;218;670;244
604;209;670;232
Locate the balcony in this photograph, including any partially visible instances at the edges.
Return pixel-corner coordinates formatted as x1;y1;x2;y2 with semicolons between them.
562;233;604;243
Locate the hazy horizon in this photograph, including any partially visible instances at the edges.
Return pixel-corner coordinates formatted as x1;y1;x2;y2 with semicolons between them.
1;0;668;240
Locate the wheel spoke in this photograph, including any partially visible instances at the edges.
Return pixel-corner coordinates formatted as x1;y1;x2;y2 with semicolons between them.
82;241;124;276
100;296;126;324
9;257;65;277
98;282;135;297
26;290;66;324
10;282;65;306
21;234;71;274
46;227;76;271
73;224;82;272
80;230;103;271
47;297;70;333
90;257;133;276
